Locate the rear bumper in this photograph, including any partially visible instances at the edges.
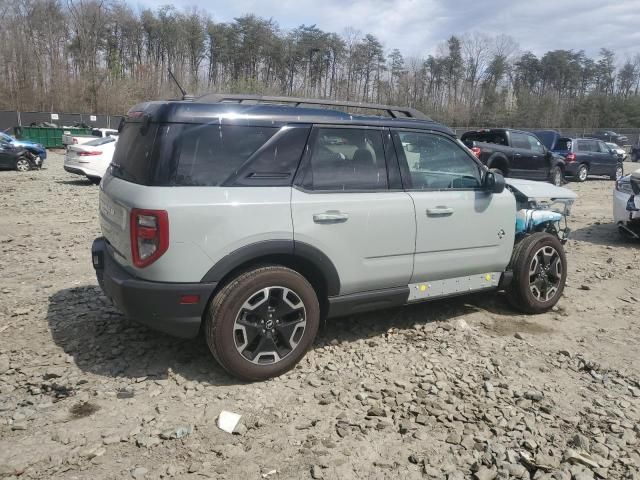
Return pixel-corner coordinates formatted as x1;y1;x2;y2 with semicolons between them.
564;162;580;176
91;237;217;338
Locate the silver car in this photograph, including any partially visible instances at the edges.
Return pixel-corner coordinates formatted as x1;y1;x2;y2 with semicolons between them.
92;95;576;381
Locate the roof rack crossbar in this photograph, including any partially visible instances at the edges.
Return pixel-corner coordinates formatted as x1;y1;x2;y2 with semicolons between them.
194;94;429;120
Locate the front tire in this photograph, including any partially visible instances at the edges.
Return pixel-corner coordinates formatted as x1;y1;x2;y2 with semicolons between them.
506;233;567;314
205;266;320;381
575;164;588;182
15;157;31;172
550;166;563;186
611;164;623;181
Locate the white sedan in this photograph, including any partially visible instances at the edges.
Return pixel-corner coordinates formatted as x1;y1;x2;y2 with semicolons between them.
614;169;640;239
64;136;117;184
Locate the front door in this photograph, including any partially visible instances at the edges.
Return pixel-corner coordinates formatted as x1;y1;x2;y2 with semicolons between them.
391;130;515;283
291;126;415;295
526;133;551;180
509;131;539;179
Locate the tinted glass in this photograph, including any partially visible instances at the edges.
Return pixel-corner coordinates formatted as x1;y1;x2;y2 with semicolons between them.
171;125;278;186
304;128;387;191
395;131;480;189
461;131;508;146
576;140;591;152
110;122;158;184
527;135;545;154
229;126;310;186
511;132;530;150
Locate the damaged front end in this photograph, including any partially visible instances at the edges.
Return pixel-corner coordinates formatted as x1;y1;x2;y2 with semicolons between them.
506;179;577;244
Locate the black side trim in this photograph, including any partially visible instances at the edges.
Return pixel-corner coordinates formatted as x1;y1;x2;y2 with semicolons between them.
498;271;513;289
200;240;341;296
327;286;409;318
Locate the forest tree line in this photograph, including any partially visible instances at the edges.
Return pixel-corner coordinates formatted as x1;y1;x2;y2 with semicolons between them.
1;0;640;128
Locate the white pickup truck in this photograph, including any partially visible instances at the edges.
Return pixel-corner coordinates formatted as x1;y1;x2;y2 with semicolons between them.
62;128;118;148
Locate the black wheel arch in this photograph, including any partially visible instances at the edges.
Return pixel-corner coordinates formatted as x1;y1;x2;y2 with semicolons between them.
487;154;509;175
200;240;341;301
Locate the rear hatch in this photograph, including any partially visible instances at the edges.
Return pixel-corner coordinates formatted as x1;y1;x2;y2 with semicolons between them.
99;121;157;267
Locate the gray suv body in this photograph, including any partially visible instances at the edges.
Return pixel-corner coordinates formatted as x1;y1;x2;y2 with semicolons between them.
92;95;577;380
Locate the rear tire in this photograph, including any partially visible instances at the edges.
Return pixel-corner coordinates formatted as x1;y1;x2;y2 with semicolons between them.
506;233;567;314
575;163;588;182
205;266;320;381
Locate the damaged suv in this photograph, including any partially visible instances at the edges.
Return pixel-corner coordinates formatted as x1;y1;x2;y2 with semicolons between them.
92;95;576;381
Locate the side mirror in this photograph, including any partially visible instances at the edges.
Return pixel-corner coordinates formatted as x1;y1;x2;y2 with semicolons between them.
484;171;505;194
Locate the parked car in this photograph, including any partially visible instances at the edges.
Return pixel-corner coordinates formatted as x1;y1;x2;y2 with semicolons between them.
91;94;577;381
606;142;626;161
460;128;566;186
532;131;623;182
62;128;118;148
614;168;640;239
0;131;47;165
0;139;40;171
64;136;117;183
590;131;629;147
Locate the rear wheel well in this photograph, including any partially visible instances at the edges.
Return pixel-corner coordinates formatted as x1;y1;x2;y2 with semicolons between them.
208;254;330;317
488;156;509;175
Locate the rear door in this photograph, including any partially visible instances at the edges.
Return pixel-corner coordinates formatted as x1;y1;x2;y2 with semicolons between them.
291;126;415;295
575;140;594;169
508;132;535;178
391;130;515;283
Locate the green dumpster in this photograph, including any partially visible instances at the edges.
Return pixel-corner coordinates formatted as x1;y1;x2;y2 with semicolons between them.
14;126;92;148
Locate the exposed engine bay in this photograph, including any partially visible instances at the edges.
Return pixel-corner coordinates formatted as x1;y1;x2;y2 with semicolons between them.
505;179;577;243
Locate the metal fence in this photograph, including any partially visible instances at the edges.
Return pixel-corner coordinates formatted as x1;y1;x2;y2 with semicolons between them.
0;110;124;134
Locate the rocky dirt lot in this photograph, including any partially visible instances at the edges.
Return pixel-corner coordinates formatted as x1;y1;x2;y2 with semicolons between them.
0;153;639;480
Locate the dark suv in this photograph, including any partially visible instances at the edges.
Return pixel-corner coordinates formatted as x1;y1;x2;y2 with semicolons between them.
532;131;623;182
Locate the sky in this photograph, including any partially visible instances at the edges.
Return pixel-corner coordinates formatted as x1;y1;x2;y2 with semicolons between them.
138;0;640;60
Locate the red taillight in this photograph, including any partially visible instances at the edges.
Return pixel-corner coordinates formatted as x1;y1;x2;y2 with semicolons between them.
471;146;481;158
130;209;169;268
565;153;576;162
78;150;101;156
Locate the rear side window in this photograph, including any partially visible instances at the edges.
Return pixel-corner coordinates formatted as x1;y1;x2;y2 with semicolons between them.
527;135;545;154
576;140;596;152
171;125;278;186
303;128;387;191
511;132;530;150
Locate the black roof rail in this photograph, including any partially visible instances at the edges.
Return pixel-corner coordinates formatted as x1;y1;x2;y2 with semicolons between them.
193;93;430;120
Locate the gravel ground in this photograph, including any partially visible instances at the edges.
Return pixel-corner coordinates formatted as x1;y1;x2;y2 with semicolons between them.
1;153;639;480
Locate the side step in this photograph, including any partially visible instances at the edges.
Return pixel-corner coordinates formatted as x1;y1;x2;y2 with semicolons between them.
408;272;501;302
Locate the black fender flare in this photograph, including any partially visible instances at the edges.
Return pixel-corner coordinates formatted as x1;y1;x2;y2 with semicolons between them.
200;240;341;296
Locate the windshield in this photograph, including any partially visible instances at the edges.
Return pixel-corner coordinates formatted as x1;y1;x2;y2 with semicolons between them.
0;132;14;142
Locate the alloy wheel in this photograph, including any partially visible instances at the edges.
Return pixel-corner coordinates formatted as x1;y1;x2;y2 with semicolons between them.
578;166;588;181
528;246;563;302
233;286;307;365
16;158;30;172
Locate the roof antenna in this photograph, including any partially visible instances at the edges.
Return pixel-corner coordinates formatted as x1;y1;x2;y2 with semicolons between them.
168;69;193;101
